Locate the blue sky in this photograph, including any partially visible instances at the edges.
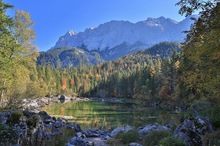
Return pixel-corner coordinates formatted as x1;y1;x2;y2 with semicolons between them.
4;0;185;52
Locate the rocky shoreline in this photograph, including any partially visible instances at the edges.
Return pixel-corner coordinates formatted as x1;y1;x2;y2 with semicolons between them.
0;109;213;146
0;95;214;146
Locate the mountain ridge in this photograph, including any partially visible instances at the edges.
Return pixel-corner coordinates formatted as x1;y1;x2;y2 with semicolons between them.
51;16;196;51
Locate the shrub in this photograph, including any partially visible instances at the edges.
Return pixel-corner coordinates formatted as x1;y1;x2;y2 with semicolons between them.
189;103;220;129
134;120;143;128
202;130;220;146
159;136;185;146
115;130;139;144
7;111;23;125
143;130;171;146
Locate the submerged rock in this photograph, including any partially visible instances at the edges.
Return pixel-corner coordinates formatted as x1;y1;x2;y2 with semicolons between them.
174;115;213;146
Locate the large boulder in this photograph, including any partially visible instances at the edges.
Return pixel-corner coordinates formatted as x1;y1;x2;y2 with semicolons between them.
174;115;213;146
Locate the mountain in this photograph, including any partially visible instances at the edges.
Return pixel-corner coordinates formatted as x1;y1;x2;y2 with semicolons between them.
52;16;195;53
37;42;180;68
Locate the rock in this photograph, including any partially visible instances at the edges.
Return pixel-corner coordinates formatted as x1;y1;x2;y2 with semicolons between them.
59;95;66;100
0;110;83;146
54;121;63;128
67;122;81;132
110;125;132;137
174;115;213;146
23;110;35;118
138;124;170;136
58;95;72;100
57;117;67;124
67;136;86;146
0;112;10;124
84;130;100;137
24;99;39;110
129;142;143;146
13;121;27;140
26;113;42;127
38;111;50;118
76;132;86;138
37;98;50;107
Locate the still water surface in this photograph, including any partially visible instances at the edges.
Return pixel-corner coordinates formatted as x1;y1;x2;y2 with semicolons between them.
43;98;180;129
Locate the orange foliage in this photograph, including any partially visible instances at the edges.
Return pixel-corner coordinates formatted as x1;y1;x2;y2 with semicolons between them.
95;74;101;79
61;78;67;90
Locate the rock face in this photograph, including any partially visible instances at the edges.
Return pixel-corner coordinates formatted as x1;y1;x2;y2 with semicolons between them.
0;110;80;146
53;16;196;52
174;115;213;146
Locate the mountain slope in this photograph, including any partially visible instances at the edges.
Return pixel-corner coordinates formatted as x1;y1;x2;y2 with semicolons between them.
37;47;105;68
37;42;180;68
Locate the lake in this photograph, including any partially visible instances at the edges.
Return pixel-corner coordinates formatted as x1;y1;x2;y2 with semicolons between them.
43;98;181;130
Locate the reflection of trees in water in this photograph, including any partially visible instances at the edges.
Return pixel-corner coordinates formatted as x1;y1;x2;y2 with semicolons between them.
43;100;180;130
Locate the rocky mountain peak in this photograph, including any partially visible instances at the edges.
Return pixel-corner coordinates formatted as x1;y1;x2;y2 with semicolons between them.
52;16;195;51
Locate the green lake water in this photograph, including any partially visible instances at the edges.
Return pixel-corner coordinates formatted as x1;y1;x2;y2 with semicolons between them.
43;98;181;130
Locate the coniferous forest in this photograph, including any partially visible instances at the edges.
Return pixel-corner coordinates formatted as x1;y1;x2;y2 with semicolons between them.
1;0;220;145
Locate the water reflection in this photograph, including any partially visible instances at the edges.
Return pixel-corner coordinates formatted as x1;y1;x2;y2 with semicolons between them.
43;99;180;130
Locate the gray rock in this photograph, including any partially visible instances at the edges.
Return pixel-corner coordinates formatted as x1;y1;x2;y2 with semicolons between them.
68;136;86;146
174;115;213;146
68;122;81;132
129;142;143;146
76;132;83;137
110;125;132;137
54;121;63;128
138;124;170;135
57;117;67;124
24;99;39;110
84;130;100;137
